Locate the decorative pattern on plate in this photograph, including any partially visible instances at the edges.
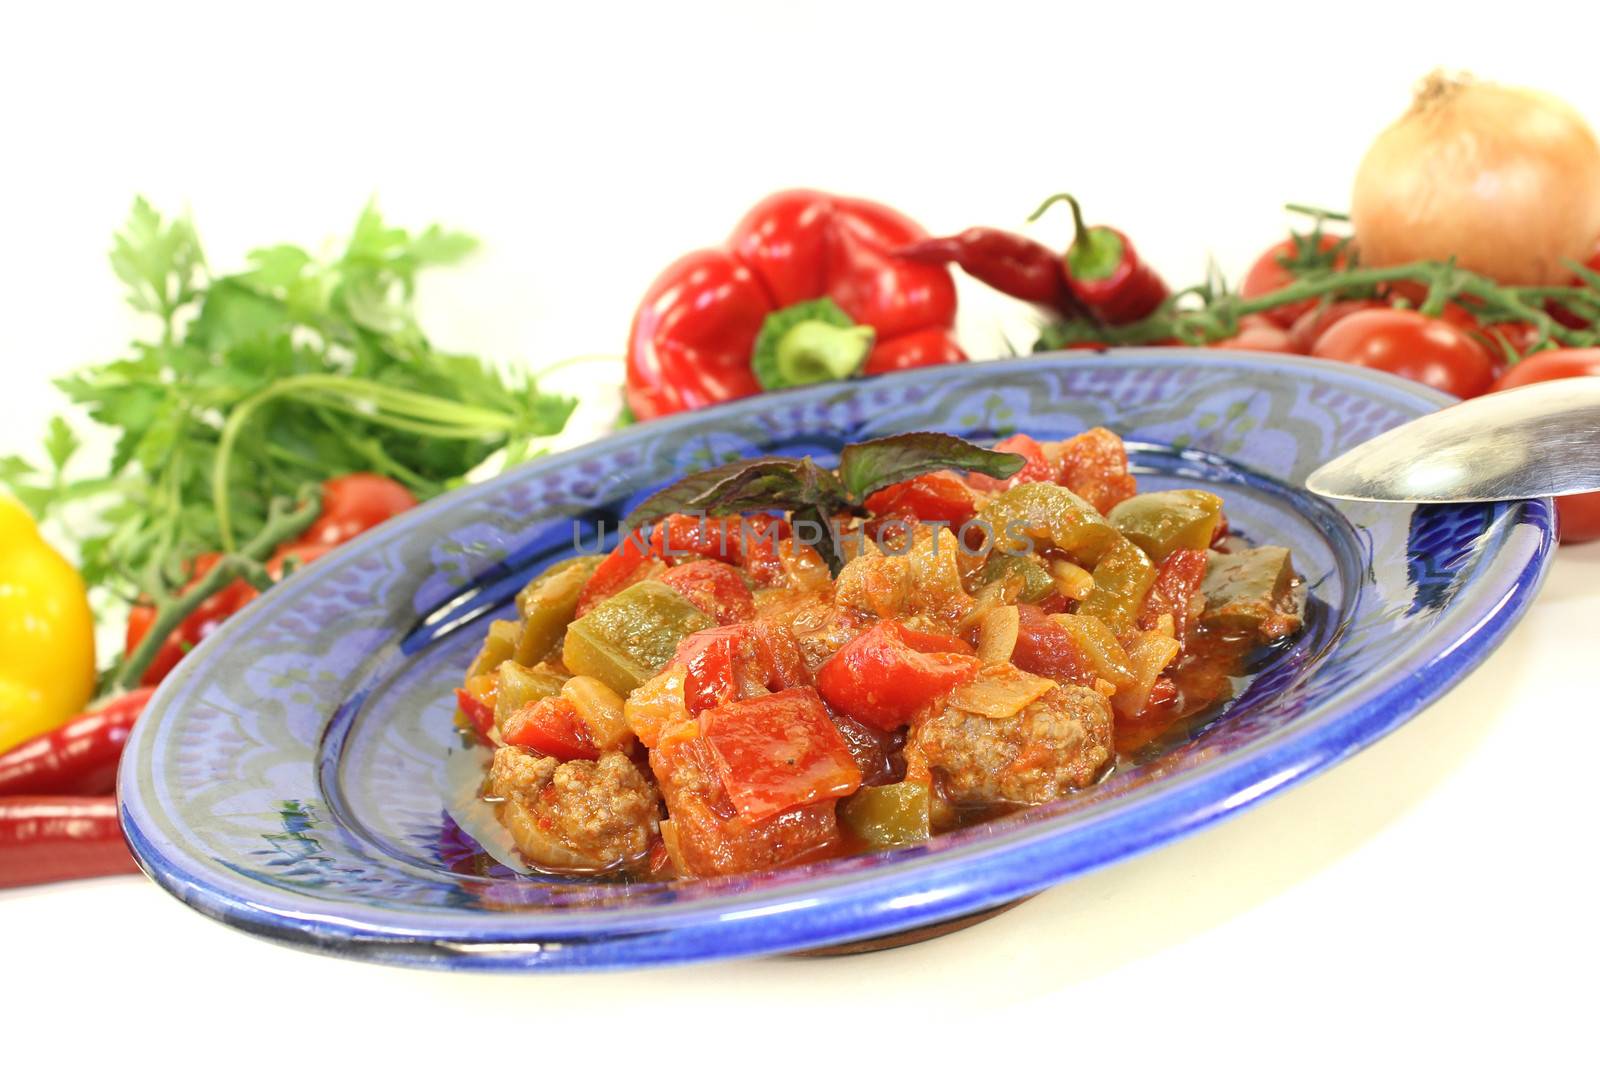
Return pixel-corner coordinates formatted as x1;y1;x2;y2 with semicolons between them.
120;352;1553;970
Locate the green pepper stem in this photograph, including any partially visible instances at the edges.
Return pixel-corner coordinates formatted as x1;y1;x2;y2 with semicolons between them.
775;320;875;386
1029;192;1122;282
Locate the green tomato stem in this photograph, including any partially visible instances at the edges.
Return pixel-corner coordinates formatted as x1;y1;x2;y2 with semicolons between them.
111;493;319;693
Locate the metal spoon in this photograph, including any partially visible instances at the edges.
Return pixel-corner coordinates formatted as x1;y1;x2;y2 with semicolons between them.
1305;377;1600;503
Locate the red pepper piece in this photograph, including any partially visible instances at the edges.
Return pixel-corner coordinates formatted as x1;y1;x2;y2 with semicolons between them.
700;687;862;823
896;227;1081;316
1033;193;1169;325
0;687;155;797
627;190;966;421
501;697;600;762
817;621;979;731
0;795;139;888
660;560;754;625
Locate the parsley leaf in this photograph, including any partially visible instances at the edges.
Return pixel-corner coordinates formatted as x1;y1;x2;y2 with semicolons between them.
1;198;575;607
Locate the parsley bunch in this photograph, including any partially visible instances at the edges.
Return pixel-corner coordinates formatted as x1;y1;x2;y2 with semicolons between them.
2;199;574;610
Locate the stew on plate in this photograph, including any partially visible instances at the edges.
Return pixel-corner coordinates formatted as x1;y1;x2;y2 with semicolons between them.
454;429;1304;879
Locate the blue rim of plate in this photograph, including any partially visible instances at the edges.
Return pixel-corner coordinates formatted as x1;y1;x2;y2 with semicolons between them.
119;351;1556;970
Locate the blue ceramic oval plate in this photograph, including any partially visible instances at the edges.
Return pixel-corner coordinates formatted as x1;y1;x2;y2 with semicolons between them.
119;352;1554;970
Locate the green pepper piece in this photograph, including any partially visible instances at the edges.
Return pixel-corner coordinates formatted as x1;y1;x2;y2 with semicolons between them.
562;579;713;695
1109;489;1223;562
494;660;569;731
466;619;521;681
978;482;1120;566
1200;547;1301;638
513;555;601;666
981;554;1056;603
1077;538;1157;632
839;782;931;849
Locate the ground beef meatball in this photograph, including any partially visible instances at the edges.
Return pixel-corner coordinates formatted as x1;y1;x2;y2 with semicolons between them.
487;747;660;873
905;684;1113;807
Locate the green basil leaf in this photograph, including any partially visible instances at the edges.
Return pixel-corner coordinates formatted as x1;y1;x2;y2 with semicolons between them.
837;432;1026;501
627;456;847;527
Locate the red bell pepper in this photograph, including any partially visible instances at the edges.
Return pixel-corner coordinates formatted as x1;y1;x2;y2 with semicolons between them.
816;621;979;731
700;687;862;822
626;189;966;421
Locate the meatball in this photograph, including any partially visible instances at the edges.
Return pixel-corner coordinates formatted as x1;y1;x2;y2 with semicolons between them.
905;684;1113;807
487;747;660;873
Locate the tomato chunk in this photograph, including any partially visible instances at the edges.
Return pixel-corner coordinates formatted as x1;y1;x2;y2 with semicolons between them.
700;688;863;822
967;434;1054;493
816;620;979;731
863;471;978;528
1051;428;1137;514
1139;548;1208;645
501;696;600;762
1009;604;1095;686
455;676;498;743
660;559;754;624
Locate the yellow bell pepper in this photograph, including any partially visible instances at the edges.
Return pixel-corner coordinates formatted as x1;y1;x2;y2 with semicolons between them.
0;496;96;752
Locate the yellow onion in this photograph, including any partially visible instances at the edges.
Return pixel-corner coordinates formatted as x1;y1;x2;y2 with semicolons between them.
1351;72;1600;285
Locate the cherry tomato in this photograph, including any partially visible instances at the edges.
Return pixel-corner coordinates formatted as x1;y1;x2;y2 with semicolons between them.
1490;347;1600;544
1548;240;1600;329
862;328;966;375
123;553;255;687
1210;314;1293;353
1286;300;1386;354
1241;234;1346;328
1311;308;1496;399
123;474;418;687
300;474;417;547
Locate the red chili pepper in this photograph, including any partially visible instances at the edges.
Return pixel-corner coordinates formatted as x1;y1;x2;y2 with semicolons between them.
626;189;965;421
1031;193;1169;325
0;795;139;889
124;473;417;687
0;688;155;797
895;227;1084;317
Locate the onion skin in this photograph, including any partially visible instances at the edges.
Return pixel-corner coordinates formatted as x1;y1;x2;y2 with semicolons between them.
1351;72;1600;286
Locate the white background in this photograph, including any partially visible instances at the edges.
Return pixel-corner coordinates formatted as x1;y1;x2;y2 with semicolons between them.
3;2;1597;1062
